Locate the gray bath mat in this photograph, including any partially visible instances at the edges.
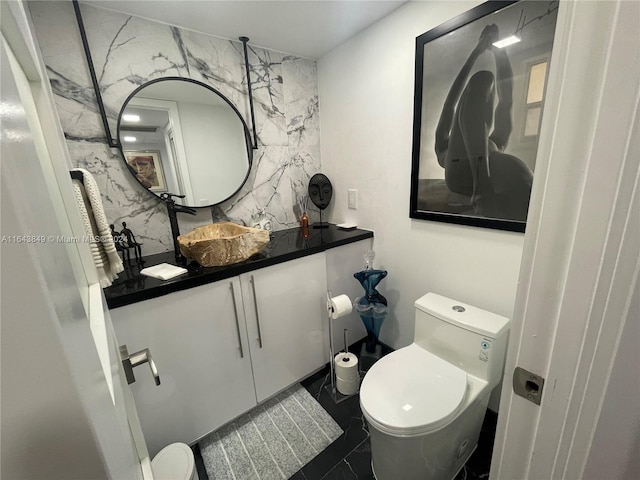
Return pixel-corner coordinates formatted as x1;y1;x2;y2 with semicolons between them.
199;384;343;479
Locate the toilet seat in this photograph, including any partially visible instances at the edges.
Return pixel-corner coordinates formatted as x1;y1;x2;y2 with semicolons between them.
151;443;198;480
360;344;468;436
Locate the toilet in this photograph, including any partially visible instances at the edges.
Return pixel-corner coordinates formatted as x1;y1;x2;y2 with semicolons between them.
360;292;509;480
151;443;199;480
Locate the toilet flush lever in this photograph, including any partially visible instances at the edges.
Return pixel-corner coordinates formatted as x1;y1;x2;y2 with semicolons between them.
120;344;161;386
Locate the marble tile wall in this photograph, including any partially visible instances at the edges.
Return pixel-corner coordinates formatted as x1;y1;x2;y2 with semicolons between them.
29;1;322;254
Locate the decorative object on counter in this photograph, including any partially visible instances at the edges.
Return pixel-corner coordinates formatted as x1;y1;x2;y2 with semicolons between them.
250;209;273;232
140;263;188;281
298;195;310;239
297;195;309;227
354;250;388;359
308;173;332;229
325;291;357;403
120;222;143;263
160;192;196;264
70;168;124;287
177;222;270;267
110;224;131;265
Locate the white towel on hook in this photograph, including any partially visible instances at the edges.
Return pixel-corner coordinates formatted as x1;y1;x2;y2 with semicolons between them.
71;168;124;287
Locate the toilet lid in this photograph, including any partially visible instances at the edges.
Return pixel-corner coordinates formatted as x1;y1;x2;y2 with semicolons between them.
360;344;467;436
152;443;195;480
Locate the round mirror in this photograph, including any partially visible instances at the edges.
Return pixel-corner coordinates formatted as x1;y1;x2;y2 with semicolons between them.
117;78;253;208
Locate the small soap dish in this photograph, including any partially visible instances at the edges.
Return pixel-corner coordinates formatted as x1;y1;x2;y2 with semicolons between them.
337;223;357;230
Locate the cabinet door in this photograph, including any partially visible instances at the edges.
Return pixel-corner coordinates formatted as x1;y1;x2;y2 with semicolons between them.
242;252;328;402
111;278;256;456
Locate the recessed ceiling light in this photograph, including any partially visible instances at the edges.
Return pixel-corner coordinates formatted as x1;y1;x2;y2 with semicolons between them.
123;136;137;142
123;114;140;122
493;35;521;48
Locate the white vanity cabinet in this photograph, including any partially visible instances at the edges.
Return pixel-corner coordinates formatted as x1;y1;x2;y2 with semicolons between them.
241;251;328;402
110;251;329;455
110;277;257;456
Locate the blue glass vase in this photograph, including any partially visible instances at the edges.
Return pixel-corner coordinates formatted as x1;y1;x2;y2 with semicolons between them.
353;268;388;354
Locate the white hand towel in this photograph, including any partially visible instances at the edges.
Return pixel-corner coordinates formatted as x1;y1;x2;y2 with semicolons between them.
140;263;188;281
71;168;124;287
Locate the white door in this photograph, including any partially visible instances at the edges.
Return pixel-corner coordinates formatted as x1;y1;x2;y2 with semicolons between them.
491;1;640;479
1;4;151;478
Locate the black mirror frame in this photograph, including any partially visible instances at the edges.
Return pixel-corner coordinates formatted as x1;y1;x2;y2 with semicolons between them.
73;0;258;209
117;77;254;208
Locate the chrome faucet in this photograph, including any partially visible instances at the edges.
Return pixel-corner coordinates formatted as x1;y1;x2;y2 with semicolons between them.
160;193;196;264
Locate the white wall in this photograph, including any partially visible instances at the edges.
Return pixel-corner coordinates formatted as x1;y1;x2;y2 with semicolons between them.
325;238;375;349
180;102;249;205
318;1;524;351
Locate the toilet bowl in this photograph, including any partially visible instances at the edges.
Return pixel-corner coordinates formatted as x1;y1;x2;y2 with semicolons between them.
151;443;199;480
360;292;509;480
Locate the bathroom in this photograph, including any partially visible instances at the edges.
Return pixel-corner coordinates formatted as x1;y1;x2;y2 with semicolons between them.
1;0;638;479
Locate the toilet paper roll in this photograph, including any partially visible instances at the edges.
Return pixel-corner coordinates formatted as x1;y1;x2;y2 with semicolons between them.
337;376;360;396
330;294;352;319
337;377;360;395
335;352;360;394
335;352;358;373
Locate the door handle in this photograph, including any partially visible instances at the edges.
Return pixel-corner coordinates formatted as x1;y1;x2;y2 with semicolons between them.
120;344;161;386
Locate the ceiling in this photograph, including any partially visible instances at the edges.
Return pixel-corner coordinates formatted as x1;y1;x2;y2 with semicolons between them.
84;1;408;59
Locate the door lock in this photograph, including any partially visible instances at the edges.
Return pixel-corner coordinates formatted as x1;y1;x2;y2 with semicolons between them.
513;366;544;405
120;344;161;386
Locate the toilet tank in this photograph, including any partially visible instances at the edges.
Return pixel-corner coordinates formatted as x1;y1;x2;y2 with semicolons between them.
413;293;510;388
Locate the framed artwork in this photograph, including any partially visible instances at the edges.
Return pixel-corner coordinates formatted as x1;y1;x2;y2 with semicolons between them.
124;150;167;192
409;1;559;232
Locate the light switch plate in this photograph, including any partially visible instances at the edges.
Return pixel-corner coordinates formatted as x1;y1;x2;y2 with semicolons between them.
348;189;358;209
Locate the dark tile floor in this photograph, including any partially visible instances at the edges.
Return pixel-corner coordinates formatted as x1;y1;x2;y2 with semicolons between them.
193;344;498;480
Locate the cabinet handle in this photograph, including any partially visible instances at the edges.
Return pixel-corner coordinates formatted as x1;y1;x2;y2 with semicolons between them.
250;275;263;348
229;282;244;358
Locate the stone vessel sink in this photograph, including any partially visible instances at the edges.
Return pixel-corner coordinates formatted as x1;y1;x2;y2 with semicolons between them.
178;222;270;267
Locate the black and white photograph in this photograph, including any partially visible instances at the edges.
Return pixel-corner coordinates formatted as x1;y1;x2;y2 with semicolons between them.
410;0;559;232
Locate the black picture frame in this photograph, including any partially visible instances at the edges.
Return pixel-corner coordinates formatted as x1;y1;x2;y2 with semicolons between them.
409;1;558;232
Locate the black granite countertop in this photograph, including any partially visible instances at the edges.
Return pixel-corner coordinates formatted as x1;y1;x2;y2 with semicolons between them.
104;224;373;309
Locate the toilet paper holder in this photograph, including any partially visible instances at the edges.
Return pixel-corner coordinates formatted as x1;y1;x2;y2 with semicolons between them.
326;291;360;403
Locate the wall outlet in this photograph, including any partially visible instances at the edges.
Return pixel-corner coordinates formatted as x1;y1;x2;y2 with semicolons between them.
348;189;358;209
